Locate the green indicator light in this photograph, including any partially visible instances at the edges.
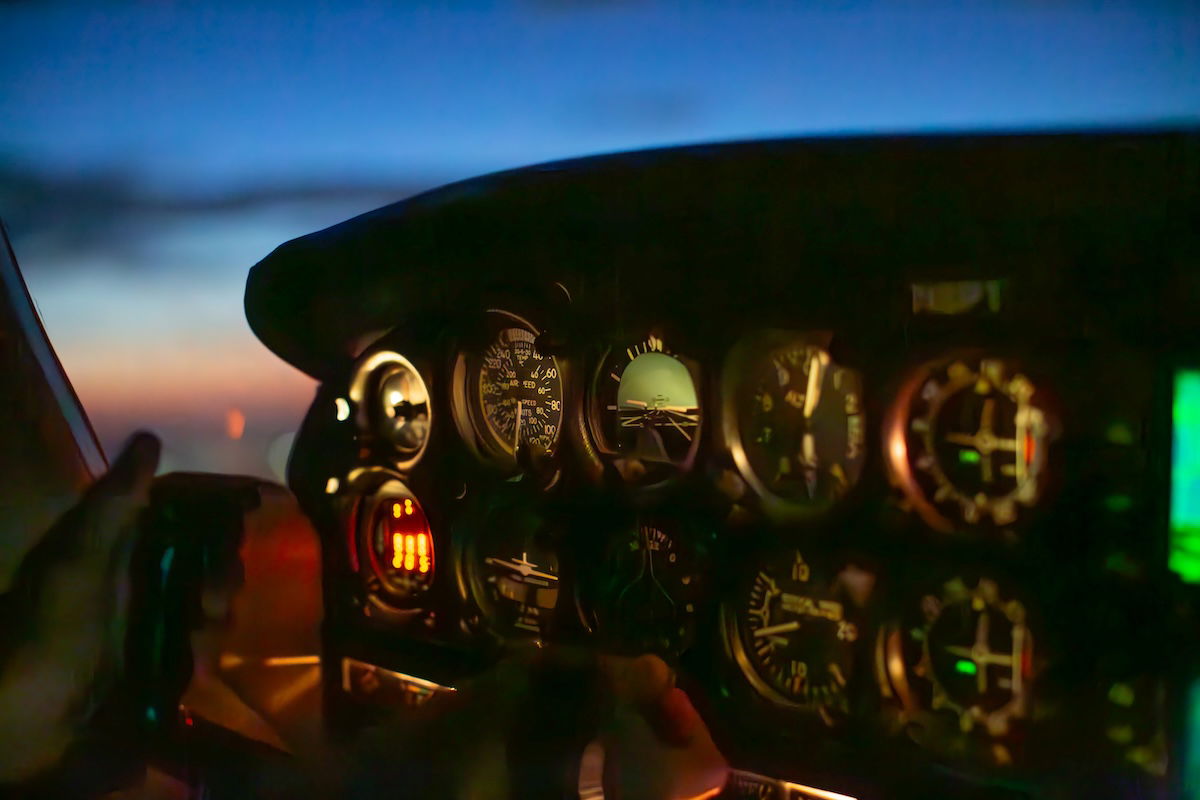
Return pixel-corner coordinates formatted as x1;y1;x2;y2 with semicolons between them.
955;659;978;676
145;707;158;724
1108;683;1136;707
1171;370;1200;584
958;450;981;465
1105;494;1134;513
1106;421;1136;445
1107;725;1134;744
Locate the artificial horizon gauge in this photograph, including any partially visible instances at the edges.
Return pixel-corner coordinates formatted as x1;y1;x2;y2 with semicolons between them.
877;576;1034;764
883;355;1053;532
726;333;866;519
357;480;435;611
453;309;564;468
461;504;561;641
727;549;875;725
590;333;701;485
580;519;709;657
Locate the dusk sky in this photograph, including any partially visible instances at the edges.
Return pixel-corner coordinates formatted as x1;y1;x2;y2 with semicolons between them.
2;0;1197;481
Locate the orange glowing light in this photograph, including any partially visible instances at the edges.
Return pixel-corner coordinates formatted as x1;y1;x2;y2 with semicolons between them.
888;427;907;467
377;489;435;581
1024;431;1036;466
225;408;246;440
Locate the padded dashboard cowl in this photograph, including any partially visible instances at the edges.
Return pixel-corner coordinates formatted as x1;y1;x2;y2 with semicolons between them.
244;129;1200;380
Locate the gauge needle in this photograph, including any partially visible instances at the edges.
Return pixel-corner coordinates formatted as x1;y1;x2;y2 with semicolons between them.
944;432;1017;452
753;620;801;638
803;350;828;417
667;416;693;441
485;554;558;582
514;399;523;449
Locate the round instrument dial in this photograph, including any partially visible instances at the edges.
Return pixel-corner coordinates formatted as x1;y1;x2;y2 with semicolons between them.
455;310;564;468
358;481;435;609
731;337;865;517
376;361;431;456
463;505;561;641
885;355;1052;532
582;519;708;656
479;327;562;453
878;576;1034;761
349;351;432;469
590;334;701;485
728;550;874;723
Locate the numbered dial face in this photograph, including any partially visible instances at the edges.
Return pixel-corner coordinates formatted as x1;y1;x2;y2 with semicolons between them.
732;551;873;722
465;507;560;640
586;521;707;656
478;323;564;455
738;342;866;509
886;356;1051;531
592;335;701;483
880;577;1033;748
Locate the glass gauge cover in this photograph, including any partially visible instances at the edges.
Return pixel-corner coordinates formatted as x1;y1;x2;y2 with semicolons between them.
884;355;1052;532
358;482;435;609
462;504;561;640
728;549;875;724
878;576;1034;764
456;310;564;467
591;333;701;485
582;519;708;657
349;351;432;469
376;361;431;456
728;335;866;517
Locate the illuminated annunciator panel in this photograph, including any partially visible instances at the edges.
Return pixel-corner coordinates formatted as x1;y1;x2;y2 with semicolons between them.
356;479;436;617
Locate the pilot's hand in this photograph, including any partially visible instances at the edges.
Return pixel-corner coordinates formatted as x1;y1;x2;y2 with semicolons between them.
599;654;729;800
0;433;160;783
295;649;728;800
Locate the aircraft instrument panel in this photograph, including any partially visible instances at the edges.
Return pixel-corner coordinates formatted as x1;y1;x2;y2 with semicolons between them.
246;129;1200;800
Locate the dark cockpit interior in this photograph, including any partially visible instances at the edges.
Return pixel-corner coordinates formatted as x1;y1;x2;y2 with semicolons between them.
227;128;1199;799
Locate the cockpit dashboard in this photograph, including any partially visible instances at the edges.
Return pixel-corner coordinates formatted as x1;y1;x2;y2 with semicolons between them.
246;129;1200;799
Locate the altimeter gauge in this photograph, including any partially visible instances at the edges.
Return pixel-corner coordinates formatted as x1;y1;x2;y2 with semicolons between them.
726;333;866;519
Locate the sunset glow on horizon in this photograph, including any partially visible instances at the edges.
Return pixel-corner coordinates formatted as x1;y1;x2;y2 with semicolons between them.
3;1;1195;480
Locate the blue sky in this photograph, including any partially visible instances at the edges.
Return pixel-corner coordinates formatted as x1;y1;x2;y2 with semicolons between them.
1;0;1197;478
